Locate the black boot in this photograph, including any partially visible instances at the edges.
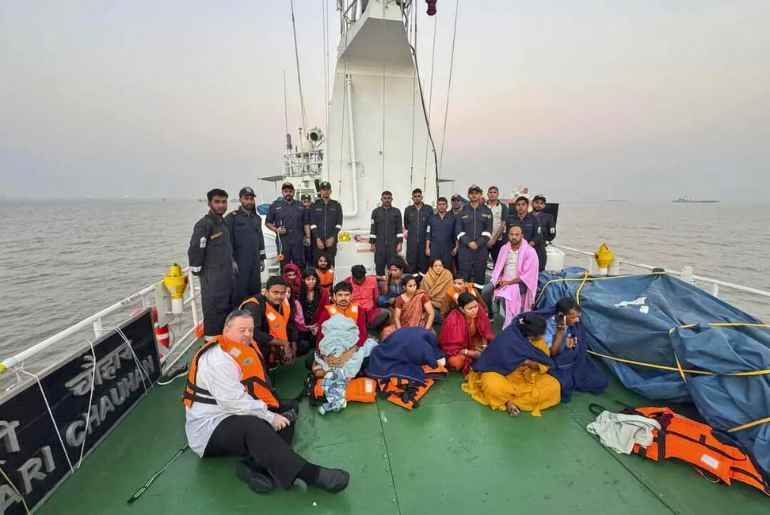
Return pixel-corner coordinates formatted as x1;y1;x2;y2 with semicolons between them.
235;458;274;494
313;467;350;493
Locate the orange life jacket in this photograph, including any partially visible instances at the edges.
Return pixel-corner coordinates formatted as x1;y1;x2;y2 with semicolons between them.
630;407;769;496
183;336;280;409
422;363;449;380
240;297;291;341
325;303;359;322
312;376;377;404
316;268;335;289
378;377;435;411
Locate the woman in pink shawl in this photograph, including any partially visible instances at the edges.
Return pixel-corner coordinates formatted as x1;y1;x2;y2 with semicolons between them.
490;224;539;329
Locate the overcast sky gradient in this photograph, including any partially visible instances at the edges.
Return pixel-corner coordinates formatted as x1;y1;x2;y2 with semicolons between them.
1;1;768;201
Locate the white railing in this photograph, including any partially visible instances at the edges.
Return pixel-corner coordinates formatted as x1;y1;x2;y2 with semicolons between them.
0;269;203;380
558;244;770;300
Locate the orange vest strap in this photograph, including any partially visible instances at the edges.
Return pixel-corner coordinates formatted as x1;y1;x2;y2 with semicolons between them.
265;300;291;341
239;297;259;309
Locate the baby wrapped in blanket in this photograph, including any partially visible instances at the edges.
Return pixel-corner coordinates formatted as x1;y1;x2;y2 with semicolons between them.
315;314;378;414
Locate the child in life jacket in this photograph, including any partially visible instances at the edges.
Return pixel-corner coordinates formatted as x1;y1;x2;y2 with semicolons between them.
314;314;377;414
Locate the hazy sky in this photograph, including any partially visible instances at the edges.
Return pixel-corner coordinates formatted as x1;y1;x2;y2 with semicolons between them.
1;1;769;201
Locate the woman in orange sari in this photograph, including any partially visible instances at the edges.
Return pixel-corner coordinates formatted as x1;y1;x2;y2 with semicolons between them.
420;258;454;323
438;292;495;374
393;275;435;330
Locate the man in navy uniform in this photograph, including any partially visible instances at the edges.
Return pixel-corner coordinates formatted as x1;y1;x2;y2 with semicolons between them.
308;181;343;266
532;194;556;271
425;196;457;270
266;182;306;270
455;185;493;285
369;191;404;276
225;187;266;305
188;188;236;340
404;188;432;274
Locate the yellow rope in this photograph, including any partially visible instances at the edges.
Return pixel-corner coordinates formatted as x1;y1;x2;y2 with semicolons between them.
575;271;590;305
586;349;770;377
728;417;770;433
535;273;634;305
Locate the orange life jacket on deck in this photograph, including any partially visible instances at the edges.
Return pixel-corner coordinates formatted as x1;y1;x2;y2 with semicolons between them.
183;335;280;409
378;377;435;411
325;303;359;322
312;376;378;404
240;297;291;341
630;407;769;496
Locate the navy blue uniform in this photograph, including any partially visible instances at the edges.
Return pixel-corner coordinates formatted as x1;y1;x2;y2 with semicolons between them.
188;211;235;337
404;204;432;274
369;206;403;276
266;198;306;269
455;203;493;284
426;212;456;270
309;198;343;265
225;207;266;305
533;209;556;271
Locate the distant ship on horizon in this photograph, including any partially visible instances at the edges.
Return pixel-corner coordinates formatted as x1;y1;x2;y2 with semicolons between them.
672;196;720;204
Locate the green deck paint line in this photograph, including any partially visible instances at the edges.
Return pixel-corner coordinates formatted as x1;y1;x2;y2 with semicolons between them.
41;357;770;514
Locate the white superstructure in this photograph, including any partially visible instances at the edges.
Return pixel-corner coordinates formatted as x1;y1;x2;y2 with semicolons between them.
325;0;439;273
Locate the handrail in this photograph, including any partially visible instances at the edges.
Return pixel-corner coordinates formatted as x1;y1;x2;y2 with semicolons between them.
558;244;770;299
1;267;200;374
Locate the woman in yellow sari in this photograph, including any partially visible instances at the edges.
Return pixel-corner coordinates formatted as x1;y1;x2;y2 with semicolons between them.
463;313;560;417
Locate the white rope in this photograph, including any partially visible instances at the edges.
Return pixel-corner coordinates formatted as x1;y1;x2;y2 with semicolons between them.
76;339;98;469
20;369;75;473
438;0;460;174
288;0;307;133
422;15;438;179
114;327;150;392
0;464;30;514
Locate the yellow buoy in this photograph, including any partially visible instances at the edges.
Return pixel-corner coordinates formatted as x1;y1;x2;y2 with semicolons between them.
594;243;615;270
163;263;188;314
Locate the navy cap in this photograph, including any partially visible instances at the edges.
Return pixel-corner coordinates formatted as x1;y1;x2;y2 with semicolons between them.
451;194;463;201
318;181;332;190
532;194;546;203
300;193;311;201
468;184;483;194
239;186;255;197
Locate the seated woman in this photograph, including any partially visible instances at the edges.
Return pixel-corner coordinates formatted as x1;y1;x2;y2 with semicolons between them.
438;292;495;373
282;263;302;299
296;270;330;355
420;258;453;324
315;254;335;295
462;313;560;417
377;258;406;310
539;297;608;401
393;275;434;330
444;272;486;316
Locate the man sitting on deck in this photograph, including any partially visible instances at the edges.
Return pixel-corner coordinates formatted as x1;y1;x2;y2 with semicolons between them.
346;264;390;330
183;309;349;494
315;281;369;349
239;276;299;368
539;297;608;400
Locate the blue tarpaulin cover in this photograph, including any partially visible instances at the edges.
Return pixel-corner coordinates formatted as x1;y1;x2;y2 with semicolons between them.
537;269;770;478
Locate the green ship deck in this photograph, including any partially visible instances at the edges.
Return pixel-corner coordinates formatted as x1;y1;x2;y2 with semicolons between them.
42;349;768;515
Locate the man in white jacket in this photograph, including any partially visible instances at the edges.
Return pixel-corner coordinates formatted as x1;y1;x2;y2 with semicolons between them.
184;309;349;494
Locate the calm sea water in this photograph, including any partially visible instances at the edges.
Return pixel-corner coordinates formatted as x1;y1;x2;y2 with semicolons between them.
1;199;769;363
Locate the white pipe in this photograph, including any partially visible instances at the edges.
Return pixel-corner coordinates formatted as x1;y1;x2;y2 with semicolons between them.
343;73;359;217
